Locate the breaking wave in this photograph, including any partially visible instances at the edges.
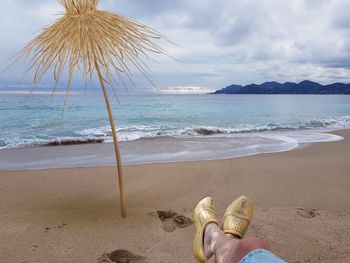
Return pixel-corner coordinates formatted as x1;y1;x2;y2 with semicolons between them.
1;116;350;149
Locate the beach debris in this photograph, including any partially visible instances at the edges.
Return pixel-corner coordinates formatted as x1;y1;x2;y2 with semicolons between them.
297;208;319;219
156;210;193;228
98;250;146;263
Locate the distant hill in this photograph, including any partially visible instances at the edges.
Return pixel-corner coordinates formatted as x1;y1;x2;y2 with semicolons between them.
213;80;350;94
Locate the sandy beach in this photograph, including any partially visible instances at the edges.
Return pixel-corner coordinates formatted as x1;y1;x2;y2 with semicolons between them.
0;130;350;263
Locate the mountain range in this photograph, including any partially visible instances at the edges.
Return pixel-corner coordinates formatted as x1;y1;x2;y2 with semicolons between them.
213;80;350;94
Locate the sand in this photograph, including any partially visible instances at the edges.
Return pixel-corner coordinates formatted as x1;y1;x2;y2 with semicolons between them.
0;130;350;263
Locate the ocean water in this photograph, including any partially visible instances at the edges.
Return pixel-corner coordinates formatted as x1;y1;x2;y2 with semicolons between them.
0;93;349;168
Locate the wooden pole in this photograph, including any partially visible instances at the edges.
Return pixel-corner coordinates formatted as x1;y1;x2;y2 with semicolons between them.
95;62;127;218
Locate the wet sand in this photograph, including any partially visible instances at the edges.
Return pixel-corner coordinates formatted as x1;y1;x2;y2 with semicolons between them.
0;130;350;262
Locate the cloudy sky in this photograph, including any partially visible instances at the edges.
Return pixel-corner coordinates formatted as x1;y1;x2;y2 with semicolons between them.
1;0;350;93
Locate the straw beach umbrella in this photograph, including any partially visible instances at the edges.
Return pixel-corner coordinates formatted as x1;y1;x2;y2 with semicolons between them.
11;0;167;218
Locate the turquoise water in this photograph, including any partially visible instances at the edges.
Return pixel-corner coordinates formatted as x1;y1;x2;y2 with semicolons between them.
1;93;350;169
1;93;350;150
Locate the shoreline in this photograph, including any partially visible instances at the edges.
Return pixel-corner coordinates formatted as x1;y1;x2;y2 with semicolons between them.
0;130;349;262
0;128;345;171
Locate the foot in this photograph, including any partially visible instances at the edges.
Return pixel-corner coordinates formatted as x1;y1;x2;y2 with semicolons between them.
223;196;253;238
204;224;235;258
192;197;219;262
204;224;241;263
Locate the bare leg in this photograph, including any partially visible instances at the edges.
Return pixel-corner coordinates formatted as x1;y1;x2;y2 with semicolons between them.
203;224;270;263
206;255;216;263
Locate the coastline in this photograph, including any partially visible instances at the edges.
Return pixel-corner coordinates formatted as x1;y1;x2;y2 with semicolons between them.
0;128;344;171
0;130;349;262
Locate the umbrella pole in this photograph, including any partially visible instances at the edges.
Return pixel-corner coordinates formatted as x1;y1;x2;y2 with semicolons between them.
95;63;127;218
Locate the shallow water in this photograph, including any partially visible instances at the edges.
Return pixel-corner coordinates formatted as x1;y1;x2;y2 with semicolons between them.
0;93;349;169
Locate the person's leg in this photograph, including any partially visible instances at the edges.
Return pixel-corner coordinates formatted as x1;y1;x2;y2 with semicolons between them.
192;196;285;263
203;223;270;263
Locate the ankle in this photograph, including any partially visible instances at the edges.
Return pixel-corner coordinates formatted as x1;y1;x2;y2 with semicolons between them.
204;223;221;258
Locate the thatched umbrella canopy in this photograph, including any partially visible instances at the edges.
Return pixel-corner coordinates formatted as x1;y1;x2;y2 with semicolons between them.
12;0;167;218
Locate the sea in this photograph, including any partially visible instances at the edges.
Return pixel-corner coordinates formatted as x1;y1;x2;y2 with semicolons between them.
0;93;350;170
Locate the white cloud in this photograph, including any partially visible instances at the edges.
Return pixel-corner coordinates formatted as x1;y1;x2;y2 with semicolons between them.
1;0;350;92
161;86;213;94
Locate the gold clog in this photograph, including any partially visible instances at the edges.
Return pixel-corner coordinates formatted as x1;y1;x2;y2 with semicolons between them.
223;195;253;238
192;196;218;263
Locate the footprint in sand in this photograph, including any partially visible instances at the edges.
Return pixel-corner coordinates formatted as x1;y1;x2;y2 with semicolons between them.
162;219;177;233
26;245;38;252
98;249;146;263
153;210;193;232
297;208;319;219
44;223;67;233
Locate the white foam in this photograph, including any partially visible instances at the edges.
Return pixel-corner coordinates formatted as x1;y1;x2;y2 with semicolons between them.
262;131;343;145
1;115;349;151
0;129;345;170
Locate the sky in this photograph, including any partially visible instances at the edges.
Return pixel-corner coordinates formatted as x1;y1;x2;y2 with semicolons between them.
0;0;350;94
